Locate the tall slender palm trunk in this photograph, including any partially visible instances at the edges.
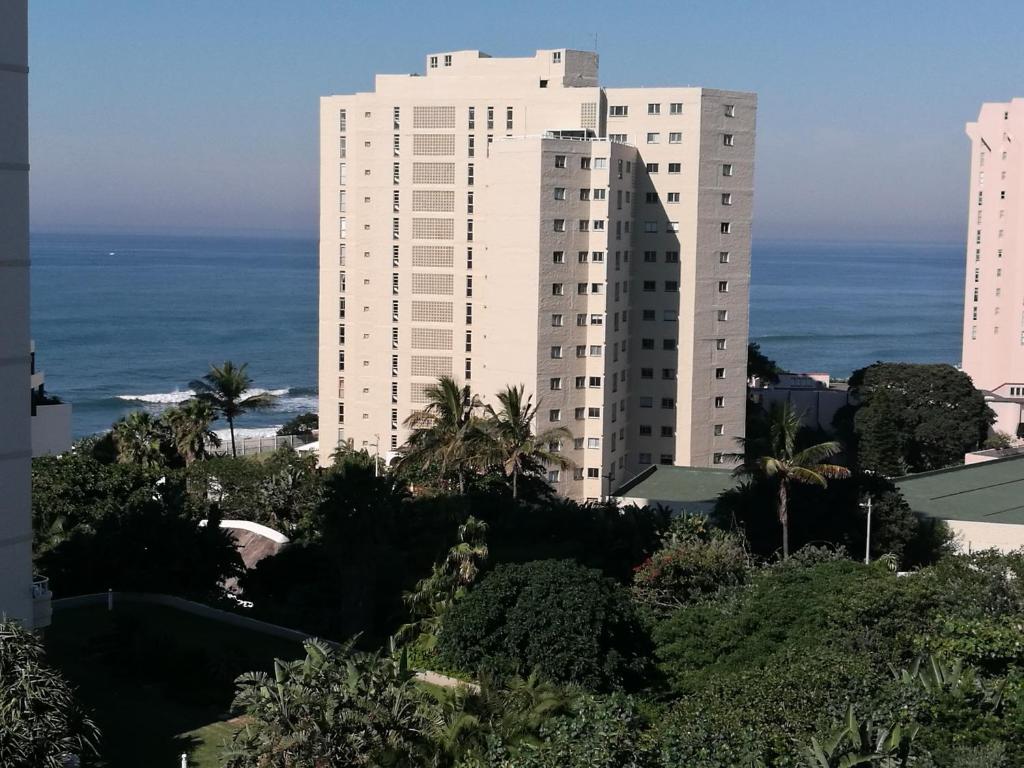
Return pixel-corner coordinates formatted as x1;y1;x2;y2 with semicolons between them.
512;469;518;500
229;417;237;458
778;479;790;559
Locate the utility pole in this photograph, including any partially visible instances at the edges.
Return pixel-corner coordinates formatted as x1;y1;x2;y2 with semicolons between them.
602;470;615;503
860;495;872;565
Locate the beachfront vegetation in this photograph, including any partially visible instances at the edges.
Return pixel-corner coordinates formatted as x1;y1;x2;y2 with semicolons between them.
276;411;318;436
189;361;277;458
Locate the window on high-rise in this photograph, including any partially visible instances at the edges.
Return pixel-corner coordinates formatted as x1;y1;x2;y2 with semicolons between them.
609;105;628;117
723;134;735;146
648;103;661;115
670;102;683;114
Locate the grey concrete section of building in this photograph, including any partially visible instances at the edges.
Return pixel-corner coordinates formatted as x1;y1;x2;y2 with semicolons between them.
0;0;34;625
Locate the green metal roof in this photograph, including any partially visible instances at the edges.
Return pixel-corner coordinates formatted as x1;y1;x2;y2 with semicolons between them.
896;455;1024;525
613;465;737;507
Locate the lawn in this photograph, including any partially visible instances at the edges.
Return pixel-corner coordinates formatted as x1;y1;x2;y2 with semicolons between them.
44;602;305;768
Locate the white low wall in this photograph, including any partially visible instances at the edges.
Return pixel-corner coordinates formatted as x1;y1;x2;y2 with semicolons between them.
948;520;1024;554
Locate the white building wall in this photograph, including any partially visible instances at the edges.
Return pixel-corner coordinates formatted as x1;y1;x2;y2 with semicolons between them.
0;0;35;625
317;50;756;499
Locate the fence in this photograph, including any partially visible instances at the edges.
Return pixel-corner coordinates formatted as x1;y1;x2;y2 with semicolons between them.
211;433;315;457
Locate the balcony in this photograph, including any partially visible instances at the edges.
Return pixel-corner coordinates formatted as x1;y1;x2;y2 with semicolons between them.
32;576;52;630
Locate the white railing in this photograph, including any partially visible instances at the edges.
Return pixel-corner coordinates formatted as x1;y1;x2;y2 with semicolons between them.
32;576;50;599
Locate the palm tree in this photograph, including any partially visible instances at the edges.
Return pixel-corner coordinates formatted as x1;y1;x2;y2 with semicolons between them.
483;384;574;499
162;398;221;465
189;361;275;458
735;401;850;559
398;376;483;492
111;411;164;468
399;516;489;646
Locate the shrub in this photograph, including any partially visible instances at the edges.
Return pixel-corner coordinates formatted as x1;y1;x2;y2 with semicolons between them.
499;693;658;767
225;639;430;767
654;647;882;768
437;559;650;690
0;619;99;767
632;526;750;612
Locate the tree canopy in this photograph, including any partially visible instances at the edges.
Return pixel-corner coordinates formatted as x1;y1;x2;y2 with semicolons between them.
839;363;994;475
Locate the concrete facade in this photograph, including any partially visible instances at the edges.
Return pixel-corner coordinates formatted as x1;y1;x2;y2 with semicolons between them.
30;342;72;456
0;0;35;624
963;100;1024;438
319;49;756;499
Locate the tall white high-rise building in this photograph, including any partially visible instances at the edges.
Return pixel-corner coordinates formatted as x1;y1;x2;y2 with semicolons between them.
0;0;36;624
318;49;755;499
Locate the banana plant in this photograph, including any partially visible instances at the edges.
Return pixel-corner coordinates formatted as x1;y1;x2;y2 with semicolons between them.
804;705;919;768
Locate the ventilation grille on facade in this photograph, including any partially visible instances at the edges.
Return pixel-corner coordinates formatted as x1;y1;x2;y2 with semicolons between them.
412;162;456;184
410;382;433;404
412;190;455;212
411;300;453;323
411;328;453;350
581;102;598;132
411;245;455;267
411;218;454;240
411;273;454;295
413;134;456;156
413;106;456;129
411;355;453;377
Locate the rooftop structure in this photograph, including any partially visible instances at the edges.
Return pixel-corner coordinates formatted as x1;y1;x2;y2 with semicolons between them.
612;463;736;513
896;454;1024;552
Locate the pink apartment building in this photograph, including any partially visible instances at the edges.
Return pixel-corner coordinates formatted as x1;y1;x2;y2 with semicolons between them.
963;100;1024;439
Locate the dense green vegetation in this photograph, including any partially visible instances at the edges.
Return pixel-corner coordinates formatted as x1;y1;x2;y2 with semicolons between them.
437;559;650;690
836;362;994;475
24;363;1020;766
0;618;99;767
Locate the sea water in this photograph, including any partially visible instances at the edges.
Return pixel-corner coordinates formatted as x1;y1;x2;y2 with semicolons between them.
30;233;965;438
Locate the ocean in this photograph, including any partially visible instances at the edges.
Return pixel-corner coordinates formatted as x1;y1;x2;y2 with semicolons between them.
30;234;965;439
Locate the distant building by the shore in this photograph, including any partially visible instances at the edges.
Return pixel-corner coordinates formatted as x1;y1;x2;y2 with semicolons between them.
748;372;850;433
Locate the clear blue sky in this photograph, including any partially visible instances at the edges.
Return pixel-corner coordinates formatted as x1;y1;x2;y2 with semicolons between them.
27;0;1024;241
